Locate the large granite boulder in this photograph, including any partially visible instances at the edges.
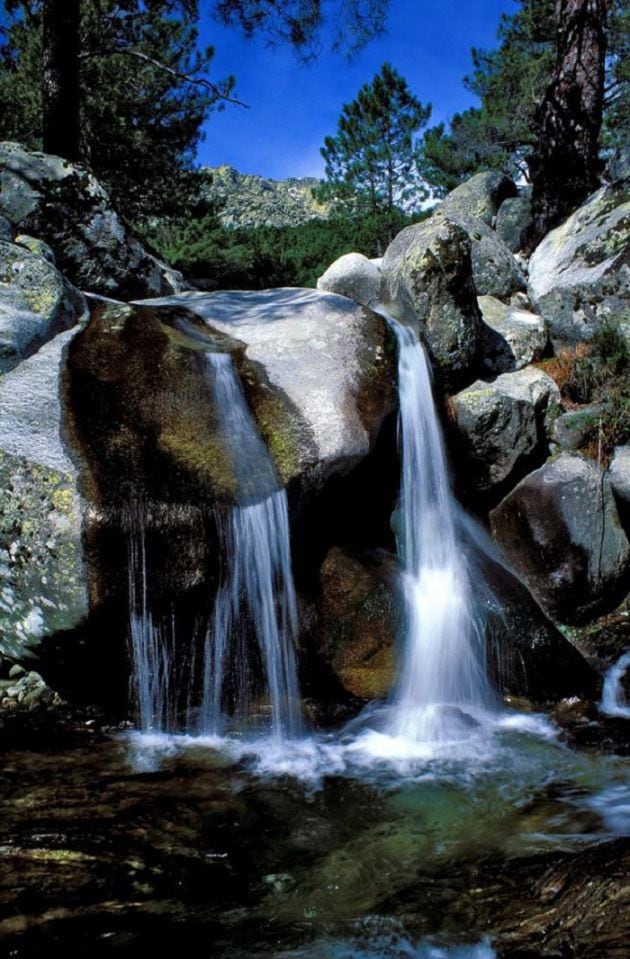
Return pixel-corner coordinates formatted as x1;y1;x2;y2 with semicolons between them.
440;171;518;226
134;288;397;491
551;404;606;452
610;444;630;531
495;188;533;253
491;453;630;624
382;216;481;389
0;240;85;374
443;210;527;299
451;366;560;494
478;294;548;374
0;328;88;662
316;252;383;307
528;181;630;346
0;142;184;299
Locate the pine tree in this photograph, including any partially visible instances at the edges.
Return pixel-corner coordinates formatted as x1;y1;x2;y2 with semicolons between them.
316;63;431;232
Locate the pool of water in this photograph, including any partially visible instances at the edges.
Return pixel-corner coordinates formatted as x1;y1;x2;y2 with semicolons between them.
1;706;629;957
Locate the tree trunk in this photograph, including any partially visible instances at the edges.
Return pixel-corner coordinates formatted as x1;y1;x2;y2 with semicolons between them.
529;0;607;245
42;0;82;161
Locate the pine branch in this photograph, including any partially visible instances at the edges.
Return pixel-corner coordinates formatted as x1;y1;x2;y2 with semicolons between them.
79;47;248;108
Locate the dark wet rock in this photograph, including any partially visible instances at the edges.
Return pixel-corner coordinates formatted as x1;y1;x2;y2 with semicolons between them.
0;142;184;299
607;146;630;185
528;181;630;347
478;294;547;374
491;453;630;625
0;216;12;242
315;547;400;700
0;240;85;374
382;216;481;390
440;170;518;227
450;366;560;495
495;187;533;252
313;540;593;705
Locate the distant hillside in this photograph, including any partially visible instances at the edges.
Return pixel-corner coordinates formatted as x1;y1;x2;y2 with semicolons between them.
200;165;330;228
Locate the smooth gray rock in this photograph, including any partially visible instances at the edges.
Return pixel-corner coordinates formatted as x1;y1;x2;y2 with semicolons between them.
382;215;481;389
0;328;88;660
317;252;383;307
0;241;85;374
496;189;533;252
440;171;518;226
135;288;397;487
451;366;560;493
610;444;630;511
528;182;630;346
478;294;548;373
0;142;184;299
490;453;630;624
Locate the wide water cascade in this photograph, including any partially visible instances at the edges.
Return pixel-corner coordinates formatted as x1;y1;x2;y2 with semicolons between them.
382;314;496;744
128;347;301;739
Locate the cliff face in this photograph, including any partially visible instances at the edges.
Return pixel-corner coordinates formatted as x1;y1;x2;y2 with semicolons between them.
200;165;330;228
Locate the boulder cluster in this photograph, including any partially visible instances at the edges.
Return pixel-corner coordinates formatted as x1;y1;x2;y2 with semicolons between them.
0;140;628;717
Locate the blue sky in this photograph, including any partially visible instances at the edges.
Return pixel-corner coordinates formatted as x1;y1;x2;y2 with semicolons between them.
197;0;517;178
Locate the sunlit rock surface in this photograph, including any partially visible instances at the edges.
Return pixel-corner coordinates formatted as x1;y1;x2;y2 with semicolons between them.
317;252;383;307
0;328;88;661
0;240;85;374
528;180;630;346
477;294;548;374
450;366;560;494
134;287;396;488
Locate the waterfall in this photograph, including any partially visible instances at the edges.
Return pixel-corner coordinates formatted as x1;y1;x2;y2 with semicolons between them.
128;346;301;739
383;314;496;742
128;522;178;733
198;351;302;739
601;651;630;719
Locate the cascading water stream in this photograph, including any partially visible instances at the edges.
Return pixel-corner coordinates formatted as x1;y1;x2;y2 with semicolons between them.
382;312;496;743
197;350;301;739
128;342;301;740
600;650;630;719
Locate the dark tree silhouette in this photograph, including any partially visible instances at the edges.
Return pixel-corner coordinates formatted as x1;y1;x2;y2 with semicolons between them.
529;0;607;244
42;0;81;159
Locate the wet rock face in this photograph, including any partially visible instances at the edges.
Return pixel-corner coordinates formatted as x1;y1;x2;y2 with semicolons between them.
135;288;397;490
314;542;593;706
0;329;88;663
450;366;560;496
491;453;630;625
316;547;399;700
527;181;630;346
382;216;482;390
0;241;85;373
0;142;183;299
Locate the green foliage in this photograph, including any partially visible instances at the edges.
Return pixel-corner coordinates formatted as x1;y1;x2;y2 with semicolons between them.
141;208;426;290
0;1;231;221
422;0;629;194
315;63;431;230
